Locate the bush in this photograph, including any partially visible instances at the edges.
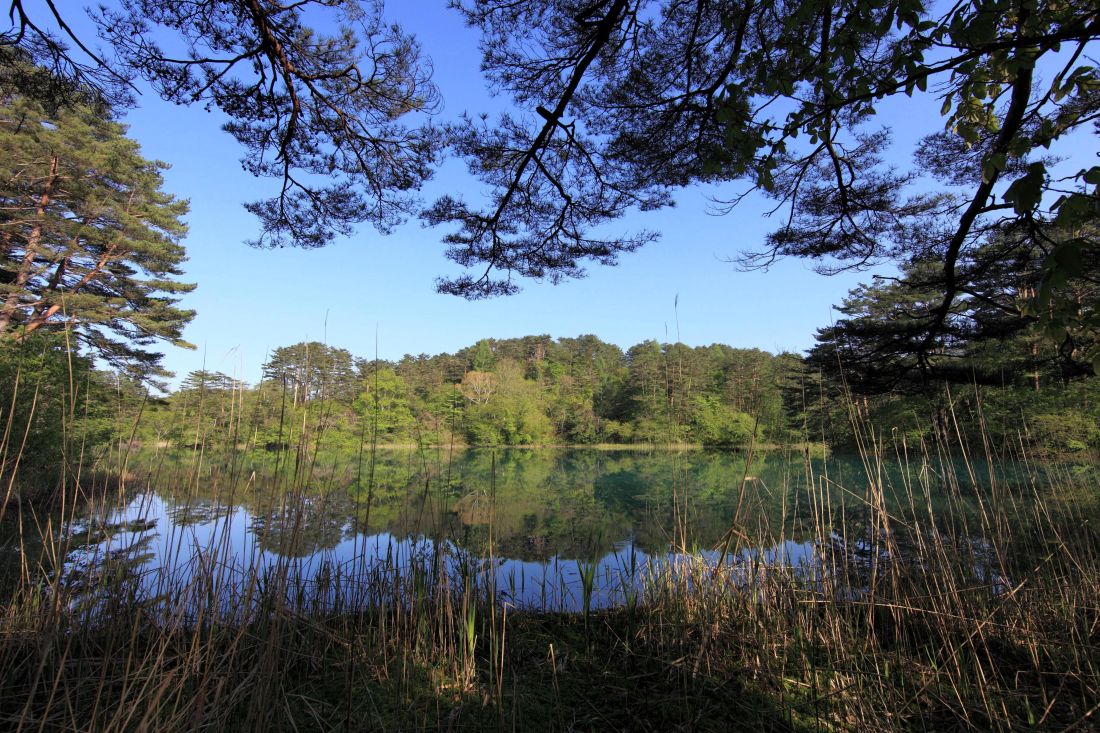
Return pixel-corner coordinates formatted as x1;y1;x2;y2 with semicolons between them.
690;396;754;446
1029;412;1100;456
0;334;113;497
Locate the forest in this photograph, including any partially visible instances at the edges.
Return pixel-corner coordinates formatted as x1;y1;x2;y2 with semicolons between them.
155;322;1100;455
5;321;1098;497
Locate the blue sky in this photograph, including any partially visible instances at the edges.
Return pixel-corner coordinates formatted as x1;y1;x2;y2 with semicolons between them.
41;2;1095;386
105;1;872;385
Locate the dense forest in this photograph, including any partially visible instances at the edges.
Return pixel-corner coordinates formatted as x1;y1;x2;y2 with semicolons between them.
141;326;1100;454
11;322;1092;476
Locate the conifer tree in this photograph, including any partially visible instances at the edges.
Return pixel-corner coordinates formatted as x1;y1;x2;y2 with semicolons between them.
0;92;195;381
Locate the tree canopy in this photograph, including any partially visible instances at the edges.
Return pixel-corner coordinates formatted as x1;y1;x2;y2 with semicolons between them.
2;0;440;249
808;242;1096;395
262;341;358;405
434;0;1099;360
3;1;1098;365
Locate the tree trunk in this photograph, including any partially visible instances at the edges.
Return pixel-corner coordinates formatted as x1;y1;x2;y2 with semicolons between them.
1031;342;1040;392
0;154;60;335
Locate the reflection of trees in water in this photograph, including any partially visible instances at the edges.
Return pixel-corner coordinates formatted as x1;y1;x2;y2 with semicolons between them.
144;449;807;559
121;449;1068;584
1;488;163;594
813;512;1010;600
437;451;631;561
599;451;781;553
255;449;797;560
332;449;637;561
166;500;229;526
249;489;356;557
62;532;160;613
65;518;159;549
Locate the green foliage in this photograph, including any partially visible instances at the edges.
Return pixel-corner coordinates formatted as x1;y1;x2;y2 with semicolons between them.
105;327;1100;456
1029;412;1100;456
356;366;416;442
429;0;1100;371
262;342;357;406
118;335;810;449
470;339;497;372
690;396;754;446
810;237;1096;396
461;360;553;445
549;389;599;444
3;1;440;249
4;1;1098;369
0;91;195;382
0;333;113;491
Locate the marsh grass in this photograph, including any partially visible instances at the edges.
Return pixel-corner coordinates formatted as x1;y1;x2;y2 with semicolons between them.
0;367;1098;731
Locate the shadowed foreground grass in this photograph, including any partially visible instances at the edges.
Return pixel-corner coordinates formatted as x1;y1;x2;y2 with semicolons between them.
0;602;812;732
2;471;1098;733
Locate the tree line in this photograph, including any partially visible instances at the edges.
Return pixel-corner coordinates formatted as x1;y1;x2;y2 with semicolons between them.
139;336;797;449
0;313;1095;501
133;326;1099;457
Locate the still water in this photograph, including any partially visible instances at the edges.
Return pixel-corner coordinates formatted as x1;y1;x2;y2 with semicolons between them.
41;448;1090;611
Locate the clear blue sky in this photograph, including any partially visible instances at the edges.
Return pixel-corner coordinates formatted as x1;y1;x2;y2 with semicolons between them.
50;2;1092;386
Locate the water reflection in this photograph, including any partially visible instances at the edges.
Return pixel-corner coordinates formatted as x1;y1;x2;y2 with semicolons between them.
40;448;1081;612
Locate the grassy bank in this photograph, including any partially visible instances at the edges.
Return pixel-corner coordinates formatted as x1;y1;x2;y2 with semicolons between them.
2;532;1098;731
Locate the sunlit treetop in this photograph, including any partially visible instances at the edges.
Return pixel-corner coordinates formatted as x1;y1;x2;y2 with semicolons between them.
0;87;196;382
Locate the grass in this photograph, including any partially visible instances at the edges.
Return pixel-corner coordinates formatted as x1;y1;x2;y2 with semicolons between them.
0;374;1098;731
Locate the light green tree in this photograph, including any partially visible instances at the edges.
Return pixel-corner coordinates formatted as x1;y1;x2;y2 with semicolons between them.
463;359;553;445
690;395;755;447
356;366;416;442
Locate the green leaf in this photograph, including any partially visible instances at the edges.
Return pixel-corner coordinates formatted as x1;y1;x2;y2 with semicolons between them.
1052;243;1084;277
759;170;775;192
1002;163;1046;214
981;152;1006;183
958;124;979;144
1053;192;1095;228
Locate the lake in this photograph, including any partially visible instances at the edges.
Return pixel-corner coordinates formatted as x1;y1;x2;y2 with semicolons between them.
20;447;1098;613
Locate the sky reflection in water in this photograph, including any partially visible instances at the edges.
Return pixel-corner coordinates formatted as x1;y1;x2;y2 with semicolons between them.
57;449;1037;612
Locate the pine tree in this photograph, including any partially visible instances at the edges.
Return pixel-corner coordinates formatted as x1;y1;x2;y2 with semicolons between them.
0;92;195;381
262;342;357;406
